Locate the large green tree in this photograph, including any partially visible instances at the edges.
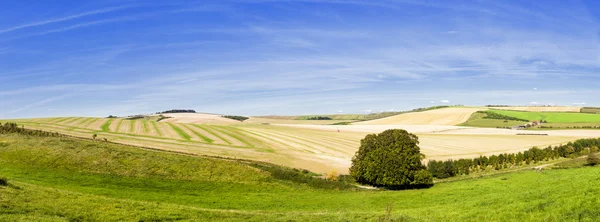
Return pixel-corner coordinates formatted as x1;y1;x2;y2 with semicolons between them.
349;129;433;189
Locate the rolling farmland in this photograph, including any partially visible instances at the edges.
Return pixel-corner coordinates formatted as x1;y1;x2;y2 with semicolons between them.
355;107;483;125
489;106;582;112
489;110;600;123
7;108;599;174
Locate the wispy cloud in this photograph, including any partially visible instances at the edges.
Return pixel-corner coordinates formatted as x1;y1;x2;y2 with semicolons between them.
0;5;135;34
5;94;71;114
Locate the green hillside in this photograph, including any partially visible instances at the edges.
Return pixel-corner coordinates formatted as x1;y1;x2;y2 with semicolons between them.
489;110;600;123
1;132;600;221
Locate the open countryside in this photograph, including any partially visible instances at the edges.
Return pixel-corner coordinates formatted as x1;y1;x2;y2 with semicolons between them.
3;0;600;221
7;106;600;174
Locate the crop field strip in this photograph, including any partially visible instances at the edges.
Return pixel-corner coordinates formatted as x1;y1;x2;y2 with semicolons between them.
180;124;214;143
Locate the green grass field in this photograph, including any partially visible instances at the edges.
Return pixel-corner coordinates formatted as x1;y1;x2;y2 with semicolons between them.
489;110;600;123
459;111;526;128
1;133;599;221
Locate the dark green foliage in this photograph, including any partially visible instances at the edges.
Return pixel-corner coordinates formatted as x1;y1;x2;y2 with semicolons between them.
350;129;433;189
0;177;7;186
587;153;599;166
222;115;249;122
249;163;355;190
331;122;352;125
581;107;600;114
107;115;117;118
156;114;172;122
0;122;61;137
299;116;333;120
428;138;600;179
156;109;196;114
477;111;529;122
124;115;145;120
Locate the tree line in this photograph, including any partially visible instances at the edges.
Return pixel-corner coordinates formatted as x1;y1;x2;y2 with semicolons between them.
0;122;62;137
428;138;600;179
156;109;196;114
478;111;529;122
222;115;249;122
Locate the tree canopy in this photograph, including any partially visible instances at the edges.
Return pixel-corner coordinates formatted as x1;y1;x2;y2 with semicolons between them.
349;129;433;189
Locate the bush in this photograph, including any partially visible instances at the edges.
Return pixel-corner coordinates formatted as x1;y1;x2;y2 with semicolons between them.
350;129;433;189
587;153;599;166
222;115;249;122
326;170;339;181
0;177;7;186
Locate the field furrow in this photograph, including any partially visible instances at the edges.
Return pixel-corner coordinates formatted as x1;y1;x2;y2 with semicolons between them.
199;125;247;147
188;124;225;144
87;118;107;130
155;122;181;139
117;120;133;134
150;121;163;136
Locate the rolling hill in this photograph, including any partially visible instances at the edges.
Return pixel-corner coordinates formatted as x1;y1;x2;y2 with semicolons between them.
1;132;599;221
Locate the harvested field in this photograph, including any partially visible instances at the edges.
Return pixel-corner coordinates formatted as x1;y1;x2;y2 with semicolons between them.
355;107;483;125
245;117;349;125
160;113;239;124
490;106;582;112
6;117;598;174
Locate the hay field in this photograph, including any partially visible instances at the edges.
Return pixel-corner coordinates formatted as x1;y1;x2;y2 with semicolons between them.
6;116;593;174
355;107;483;125
490;106;582;112
159;113;240;124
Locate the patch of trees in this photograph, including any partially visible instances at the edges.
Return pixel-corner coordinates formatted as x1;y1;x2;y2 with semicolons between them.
581;107;600;114
107;115;117;118
428;139;600;179
350;129;433;189
486;105;511;107
0;122;61;137
222;115;249;122
477;111;529;122
302;116;333;120
331;122;352;125
156;109;196;114
125;115;146;120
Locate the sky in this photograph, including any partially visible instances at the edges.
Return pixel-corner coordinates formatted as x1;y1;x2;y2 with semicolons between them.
2;0;600;118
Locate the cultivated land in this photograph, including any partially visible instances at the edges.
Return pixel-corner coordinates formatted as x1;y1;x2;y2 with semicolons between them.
489;106;582;112
355;107;483;125
1;133;599;221
6;106;600;173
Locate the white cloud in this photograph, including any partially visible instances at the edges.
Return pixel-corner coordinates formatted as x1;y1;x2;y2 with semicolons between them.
0;5;134;34
440;100;450;103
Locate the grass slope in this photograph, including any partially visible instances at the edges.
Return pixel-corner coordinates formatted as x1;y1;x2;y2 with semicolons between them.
1;133;600;221
460;111;527;128
489;110;600;123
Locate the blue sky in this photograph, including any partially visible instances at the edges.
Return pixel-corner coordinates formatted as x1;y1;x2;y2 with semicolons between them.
1;0;600;118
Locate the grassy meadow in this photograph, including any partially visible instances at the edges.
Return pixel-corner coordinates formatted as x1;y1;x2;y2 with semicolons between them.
489;110;600;123
1;133;600;221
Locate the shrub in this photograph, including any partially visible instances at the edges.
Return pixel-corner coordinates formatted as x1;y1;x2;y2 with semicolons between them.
326;170;339;181
350;129;433;189
0;177;7;186
587;153;599;166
